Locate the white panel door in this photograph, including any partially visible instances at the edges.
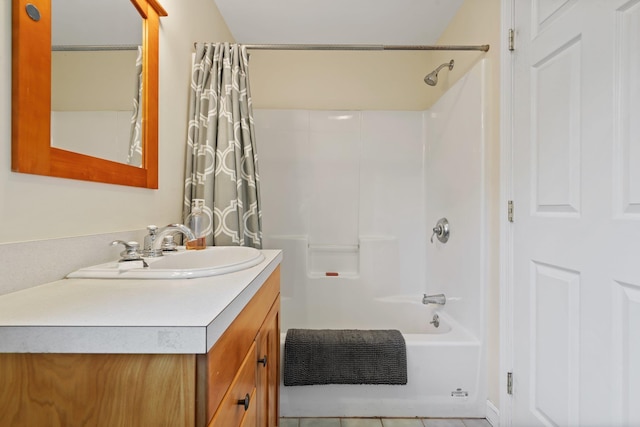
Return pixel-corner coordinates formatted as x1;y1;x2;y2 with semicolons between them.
512;0;640;425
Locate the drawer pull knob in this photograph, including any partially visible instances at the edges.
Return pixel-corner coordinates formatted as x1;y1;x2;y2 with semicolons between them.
258;355;267;366
237;393;250;411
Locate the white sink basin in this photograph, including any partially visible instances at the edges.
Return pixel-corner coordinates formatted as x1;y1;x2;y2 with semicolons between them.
67;246;265;279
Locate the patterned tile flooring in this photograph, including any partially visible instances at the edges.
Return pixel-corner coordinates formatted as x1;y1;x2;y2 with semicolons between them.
280;418;493;427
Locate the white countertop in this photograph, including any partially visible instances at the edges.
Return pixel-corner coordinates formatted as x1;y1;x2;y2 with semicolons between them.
0;250;282;354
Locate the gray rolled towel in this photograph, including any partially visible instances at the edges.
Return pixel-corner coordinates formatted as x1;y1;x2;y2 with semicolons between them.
284;328;407;386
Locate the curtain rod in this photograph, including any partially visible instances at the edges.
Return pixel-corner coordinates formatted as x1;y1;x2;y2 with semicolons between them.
194;43;490;52
52;45;140;52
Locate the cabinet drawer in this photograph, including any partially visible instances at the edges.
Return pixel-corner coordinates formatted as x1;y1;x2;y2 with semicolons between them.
208;342;257;427
204;267;280;419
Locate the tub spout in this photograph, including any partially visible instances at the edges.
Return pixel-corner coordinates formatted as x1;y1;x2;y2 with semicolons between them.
423;293;446;305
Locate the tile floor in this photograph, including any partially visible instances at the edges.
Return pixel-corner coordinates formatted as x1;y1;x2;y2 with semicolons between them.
280;418;493;427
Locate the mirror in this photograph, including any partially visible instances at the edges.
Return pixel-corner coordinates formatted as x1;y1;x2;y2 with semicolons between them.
11;0;167;188
51;0;143;166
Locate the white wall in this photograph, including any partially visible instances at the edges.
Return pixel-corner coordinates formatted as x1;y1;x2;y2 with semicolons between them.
0;0;234;293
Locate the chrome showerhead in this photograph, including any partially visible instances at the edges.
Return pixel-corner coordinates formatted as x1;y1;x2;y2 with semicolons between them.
424;59;455;86
424;72;439;86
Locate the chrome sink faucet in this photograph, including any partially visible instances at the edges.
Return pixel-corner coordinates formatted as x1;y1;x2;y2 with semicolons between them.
422;293;446;305
143;224;196;257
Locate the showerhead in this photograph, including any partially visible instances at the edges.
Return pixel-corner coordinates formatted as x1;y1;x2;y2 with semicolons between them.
424;72;439;86
424;59;455;86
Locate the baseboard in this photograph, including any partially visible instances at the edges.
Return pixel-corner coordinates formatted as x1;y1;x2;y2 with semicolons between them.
486;400;500;426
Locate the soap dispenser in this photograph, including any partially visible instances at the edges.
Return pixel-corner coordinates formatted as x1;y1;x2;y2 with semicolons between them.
186;199;206;250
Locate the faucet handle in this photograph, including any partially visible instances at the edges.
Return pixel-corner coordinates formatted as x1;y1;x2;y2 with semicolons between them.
146;225;158;235
430;218;450;244
110;240;144;261
161;235;178;252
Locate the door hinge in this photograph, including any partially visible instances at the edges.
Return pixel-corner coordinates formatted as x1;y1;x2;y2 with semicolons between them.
508;28;515;51
508;200;514;222
507;372;513;395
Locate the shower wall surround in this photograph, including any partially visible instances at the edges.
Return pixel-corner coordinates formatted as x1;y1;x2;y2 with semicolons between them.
256;61;487;324
425;60;487;340
255;109;428;301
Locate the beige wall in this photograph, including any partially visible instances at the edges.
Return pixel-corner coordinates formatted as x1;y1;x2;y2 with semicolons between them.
52;50;139;111
250;50;432;110
0;0;234;244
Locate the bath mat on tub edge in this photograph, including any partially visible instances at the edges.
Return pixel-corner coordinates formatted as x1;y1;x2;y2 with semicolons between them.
283;328;407;386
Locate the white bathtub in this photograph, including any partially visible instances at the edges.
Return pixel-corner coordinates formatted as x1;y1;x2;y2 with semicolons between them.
279;295;486;418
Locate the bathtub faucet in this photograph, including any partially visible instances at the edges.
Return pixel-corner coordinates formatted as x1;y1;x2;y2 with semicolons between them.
422;293;446;305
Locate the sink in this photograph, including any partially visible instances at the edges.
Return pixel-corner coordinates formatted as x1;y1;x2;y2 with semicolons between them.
67;246;265;279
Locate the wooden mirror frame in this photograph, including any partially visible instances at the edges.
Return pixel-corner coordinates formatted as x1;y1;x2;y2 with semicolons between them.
11;0;167;188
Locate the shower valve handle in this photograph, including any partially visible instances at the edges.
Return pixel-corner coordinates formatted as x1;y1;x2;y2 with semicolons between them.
430;218;450;244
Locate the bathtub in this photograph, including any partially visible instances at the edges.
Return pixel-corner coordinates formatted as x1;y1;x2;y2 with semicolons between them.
279;294;486;418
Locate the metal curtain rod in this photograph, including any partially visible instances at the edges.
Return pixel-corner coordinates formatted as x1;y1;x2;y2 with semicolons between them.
245;44;490;52
194;43;490;52
52;45;140;52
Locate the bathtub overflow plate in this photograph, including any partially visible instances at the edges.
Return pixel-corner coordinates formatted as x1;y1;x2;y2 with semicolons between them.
451;388;469;399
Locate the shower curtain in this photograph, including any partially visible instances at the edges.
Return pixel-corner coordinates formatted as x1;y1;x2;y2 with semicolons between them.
127;46;143;166
183;43;262;248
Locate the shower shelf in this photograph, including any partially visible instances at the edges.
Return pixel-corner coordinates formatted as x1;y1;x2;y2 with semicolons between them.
307;272;359;279
307;243;359;277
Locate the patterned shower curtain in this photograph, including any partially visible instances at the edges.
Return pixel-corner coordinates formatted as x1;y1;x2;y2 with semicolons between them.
127;46;143;166
183;43;262;248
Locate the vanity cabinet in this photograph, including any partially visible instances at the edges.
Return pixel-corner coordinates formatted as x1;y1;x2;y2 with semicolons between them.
204;266;280;427
0;266;280;427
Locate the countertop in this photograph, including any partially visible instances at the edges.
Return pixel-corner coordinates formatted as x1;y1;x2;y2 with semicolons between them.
0;250;282;354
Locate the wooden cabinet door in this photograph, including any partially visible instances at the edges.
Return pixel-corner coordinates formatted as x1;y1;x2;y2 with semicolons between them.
256;300;280;427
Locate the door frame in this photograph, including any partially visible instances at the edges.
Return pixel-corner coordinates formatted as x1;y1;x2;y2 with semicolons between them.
499;0;515;425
